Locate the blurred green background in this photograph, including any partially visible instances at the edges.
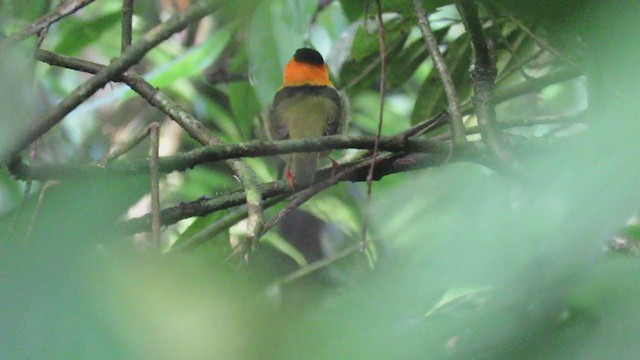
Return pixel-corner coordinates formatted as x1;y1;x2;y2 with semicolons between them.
1;0;640;359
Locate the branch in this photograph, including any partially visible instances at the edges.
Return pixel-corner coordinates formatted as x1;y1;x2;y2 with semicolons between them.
120;150;454;234
1;1;216;166
413;0;467;145
456;0;507;159
4;0;98;43
10;136;449;180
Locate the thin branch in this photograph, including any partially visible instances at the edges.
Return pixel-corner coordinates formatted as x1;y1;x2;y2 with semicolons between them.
270;242;360;288
149;123;161;249
99;123;152;164
1;1;216;166
26;181;60;240
362;0;387;249
122;0;134;52
169;195;286;254
4;0;98;43
506;14;581;72
432;113;586;140
413;0;467;145
493;68;581;104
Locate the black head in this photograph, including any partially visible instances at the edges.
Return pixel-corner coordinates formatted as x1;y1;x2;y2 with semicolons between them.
293;48;325;65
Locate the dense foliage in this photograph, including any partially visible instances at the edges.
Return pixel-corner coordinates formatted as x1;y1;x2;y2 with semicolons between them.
1;0;639;359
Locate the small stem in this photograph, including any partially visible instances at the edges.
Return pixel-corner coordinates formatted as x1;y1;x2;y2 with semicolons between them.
149;123;161;249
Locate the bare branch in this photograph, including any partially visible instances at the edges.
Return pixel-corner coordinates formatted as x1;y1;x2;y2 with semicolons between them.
413;0;467;145
11;136;449;180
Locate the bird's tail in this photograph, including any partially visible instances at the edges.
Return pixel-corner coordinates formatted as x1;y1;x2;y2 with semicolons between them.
290;152;319;188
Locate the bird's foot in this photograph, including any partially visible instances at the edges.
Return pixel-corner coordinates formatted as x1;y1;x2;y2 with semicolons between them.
285;169;296;189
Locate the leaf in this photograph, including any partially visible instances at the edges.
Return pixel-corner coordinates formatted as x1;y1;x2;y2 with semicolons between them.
262;232;309;267
411;34;472;124
144;29;232;90
247;0;318;107
170;210;230;252
53;10;121;56
300;190;362;239
339;16;410;93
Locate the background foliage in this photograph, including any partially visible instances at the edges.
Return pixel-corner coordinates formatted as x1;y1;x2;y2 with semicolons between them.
1;0;640;359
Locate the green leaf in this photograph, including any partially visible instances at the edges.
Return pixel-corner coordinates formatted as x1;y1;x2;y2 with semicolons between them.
53;10;121;56
411;34;472;124
144;29;232;90
339;16;410;92
170;210;229;251
262;232;309;266
247;0;318;107
300;190;362;239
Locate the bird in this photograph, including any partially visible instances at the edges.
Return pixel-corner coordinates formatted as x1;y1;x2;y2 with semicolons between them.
266;47;349;189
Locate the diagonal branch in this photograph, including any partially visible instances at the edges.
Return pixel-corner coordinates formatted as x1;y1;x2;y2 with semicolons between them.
413;0;467;146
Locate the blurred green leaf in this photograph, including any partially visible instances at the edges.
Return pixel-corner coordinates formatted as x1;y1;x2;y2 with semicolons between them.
53;10;121;56
145;29;232;90
411;35;471;124
262;231;309;266
247;0;318;106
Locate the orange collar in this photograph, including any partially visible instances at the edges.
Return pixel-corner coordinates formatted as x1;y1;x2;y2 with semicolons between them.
281;58;333;88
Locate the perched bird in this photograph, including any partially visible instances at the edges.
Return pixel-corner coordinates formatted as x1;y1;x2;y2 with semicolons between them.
266;47;349;189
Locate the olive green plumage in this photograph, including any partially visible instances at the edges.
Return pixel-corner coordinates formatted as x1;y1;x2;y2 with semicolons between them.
266;85;349;188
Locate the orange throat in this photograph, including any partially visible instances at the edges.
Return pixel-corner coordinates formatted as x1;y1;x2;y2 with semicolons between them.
281;59;333;87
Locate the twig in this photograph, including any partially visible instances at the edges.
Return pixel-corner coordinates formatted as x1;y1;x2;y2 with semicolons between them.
493;68;581;103
432;113;586;140
413;0;467;146
149;122;161;249
26;181;60;240
506;14;581;72
270;242;361;288
99;123;152;164
169;195;287;253
122;0;134;52
361;0;387;249
456;0;507;159
4;0;98;43
263;152;387;237
1;1;216;166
